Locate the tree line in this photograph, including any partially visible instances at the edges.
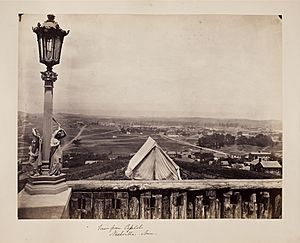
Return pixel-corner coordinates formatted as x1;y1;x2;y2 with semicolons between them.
198;133;274;149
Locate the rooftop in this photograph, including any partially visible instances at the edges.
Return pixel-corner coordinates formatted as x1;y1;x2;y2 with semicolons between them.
249;159;260;165
259;161;281;168
250;152;271;155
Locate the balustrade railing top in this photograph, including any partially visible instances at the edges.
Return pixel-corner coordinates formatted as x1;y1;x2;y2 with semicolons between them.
67;179;282;191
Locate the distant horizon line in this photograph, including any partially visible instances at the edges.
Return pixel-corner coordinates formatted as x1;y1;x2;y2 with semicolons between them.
17;110;282;122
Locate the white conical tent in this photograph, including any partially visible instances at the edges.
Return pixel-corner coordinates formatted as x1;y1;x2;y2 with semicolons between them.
125;136;182;180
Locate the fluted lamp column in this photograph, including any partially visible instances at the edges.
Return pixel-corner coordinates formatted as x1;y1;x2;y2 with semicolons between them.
41;69;57;166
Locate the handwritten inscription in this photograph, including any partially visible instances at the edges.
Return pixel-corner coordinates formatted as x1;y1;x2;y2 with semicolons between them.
97;223;156;237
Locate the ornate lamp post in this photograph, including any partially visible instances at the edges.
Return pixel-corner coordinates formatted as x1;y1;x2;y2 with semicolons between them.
18;15;71;217
32;14;69;169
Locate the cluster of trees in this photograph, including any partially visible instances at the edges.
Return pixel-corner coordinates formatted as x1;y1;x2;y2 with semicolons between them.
193;152;214;162
66;159;128;180
236;134;274;147
198;133;274;149
63;151;131;168
198;133;235;148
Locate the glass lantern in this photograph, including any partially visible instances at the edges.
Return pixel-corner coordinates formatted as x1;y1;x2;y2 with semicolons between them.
33;14;69;70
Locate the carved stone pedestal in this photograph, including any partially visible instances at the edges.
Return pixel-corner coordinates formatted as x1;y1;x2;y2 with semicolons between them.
19;173;71;219
18;188;72;219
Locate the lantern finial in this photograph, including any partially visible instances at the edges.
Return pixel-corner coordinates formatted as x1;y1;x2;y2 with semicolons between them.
42;14;58;29
47;14;55;22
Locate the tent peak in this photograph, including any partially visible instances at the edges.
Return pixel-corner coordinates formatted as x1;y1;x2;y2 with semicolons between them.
125;136;181;180
146;136;157;144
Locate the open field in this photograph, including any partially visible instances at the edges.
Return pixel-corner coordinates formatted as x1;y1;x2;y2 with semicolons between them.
65;132;192;156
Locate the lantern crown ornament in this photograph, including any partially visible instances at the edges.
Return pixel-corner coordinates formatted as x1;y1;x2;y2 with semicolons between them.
33;14;69;70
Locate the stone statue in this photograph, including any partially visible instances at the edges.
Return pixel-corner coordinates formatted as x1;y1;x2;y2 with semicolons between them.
28;128;42;176
49;121;67;176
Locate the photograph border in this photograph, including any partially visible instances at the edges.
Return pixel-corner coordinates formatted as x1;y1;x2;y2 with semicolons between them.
0;1;299;243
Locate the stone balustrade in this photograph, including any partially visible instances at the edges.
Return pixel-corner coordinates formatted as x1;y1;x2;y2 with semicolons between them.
67;179;282;219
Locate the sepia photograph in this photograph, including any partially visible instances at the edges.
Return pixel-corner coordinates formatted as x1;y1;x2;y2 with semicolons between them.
0;0;298;242
16;13;284;220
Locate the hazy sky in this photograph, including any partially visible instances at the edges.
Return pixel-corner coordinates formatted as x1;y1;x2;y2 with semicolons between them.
18;14;282;120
